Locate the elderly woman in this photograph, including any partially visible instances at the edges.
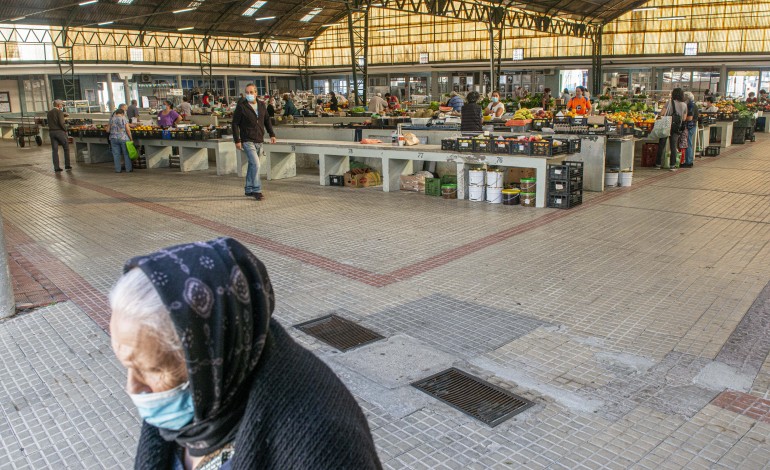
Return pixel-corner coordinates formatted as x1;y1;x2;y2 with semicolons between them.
683;91;699;168
110;237;382;469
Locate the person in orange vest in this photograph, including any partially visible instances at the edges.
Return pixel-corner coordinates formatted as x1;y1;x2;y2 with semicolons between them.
567;86;592;115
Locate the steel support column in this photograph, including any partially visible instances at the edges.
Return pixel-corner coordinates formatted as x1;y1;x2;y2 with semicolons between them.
591;27;603;95
346;2;369;106
298;43;311;92
199;36;213;93
489;23;503;95
54;28;77;102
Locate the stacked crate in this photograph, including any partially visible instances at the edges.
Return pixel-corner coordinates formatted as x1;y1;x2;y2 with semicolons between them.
547;161;584;209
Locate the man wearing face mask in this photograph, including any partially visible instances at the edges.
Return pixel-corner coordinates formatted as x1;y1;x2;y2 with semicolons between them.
483;91;505;118
232;84;276;201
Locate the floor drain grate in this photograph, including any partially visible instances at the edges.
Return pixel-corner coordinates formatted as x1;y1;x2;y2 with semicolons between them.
412;368;534;427
294;314;384;351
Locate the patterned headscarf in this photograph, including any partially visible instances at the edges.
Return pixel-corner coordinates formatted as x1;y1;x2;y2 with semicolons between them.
124;237;274;457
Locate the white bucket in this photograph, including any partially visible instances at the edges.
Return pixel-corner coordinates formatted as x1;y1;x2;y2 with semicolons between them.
619;171;633;187
604;171;619;187
485;170;504;188
469;169;485;186
468;185;485;201
486;186;503;204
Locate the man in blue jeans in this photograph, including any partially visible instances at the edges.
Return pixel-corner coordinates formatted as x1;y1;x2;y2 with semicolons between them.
683;91;698;168
232;84;276;201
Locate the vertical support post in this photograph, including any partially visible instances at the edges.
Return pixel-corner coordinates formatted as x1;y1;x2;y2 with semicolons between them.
591;26;604;96
199;36;213;94
55;27;77;102
346;1;369;106
223;74;229;102
106;72;115;111
0;213;14;319
123;77;131;106
298;43;310;92
489;24;503;94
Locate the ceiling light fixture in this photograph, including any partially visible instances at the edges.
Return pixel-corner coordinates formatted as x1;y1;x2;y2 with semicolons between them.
98;21;114;25
298;36;314;40
79;0;98;5
244;31;261;35
322;23;336;27
178;26;194;30
117;0;134;4
255;16;276;21
10;16;26;21
632;7;658;12
657;15;686;20
300;8;322;22
242;1;267;17
173;7;195;14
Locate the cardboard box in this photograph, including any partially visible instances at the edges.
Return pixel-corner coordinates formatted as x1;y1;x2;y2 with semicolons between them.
504;168;536;185
345;171;382;188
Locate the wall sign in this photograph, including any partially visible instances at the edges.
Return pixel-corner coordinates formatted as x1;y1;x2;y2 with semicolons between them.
419;53;429;64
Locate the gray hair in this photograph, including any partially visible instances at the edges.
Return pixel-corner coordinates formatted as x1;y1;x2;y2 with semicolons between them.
109;268;183;362
53;99;64;107
684;91;695;102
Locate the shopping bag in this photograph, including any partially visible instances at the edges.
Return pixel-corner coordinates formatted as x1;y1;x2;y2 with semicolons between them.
677;131;689;149
649;116;672;140
125;141;139;160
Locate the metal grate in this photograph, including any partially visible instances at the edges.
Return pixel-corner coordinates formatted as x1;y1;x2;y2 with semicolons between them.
294;314;384;351
412;368;534;427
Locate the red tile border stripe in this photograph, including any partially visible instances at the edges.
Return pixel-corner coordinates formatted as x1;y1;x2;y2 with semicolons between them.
30;139;746;288
711;390;770;424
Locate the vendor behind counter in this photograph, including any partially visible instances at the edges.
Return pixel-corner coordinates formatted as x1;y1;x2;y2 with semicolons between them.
157;100;182;127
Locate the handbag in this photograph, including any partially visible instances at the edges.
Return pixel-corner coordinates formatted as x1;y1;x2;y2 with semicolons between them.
125;140;139;160
677;130;689;149
649;116;672;140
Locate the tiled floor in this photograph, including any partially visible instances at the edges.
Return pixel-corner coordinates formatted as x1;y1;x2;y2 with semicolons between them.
1;134;770;469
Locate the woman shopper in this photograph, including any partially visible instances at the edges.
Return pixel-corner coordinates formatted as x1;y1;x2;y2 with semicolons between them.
282;94;299;117
158;100;182;128
460;91;483;132
656;87;688;171
683;91;699;168
329;91;339;112
106;108;133;173
110;237;383;470
483;91;505;118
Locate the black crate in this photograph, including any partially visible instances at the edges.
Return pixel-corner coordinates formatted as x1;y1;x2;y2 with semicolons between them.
732;127;749;144
553;116;570;126
473;138;493;153
491;139;512;154
548;178;583;196
509;140;530;155
529;140;553;156
704;146;720;156
548;161;584;181
552;139;569;155
532;118;551;131
441;138;457;151
568;137;581;154
456;138;474;152
547;191;583;209
570;116;588;126
329;174;345;186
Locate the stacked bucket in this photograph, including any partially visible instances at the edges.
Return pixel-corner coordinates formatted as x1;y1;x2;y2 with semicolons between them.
468;168;504;204
468;168;486;202
485;169;504;204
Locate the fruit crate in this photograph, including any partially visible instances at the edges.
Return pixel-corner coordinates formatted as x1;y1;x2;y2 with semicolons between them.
456;138;474;152
641;143;658;167
547;191;583;209
531;118;551;131
473;138;493;153
703;146;720;157
553;116;570;126
568;137;581;154
548;178;583;196
441;138;457;151
491;139;513;154
424;177;442;196
529;140;553;157
509;140;530;155
552;139;570;155
570;116;588;126
548;161;584;181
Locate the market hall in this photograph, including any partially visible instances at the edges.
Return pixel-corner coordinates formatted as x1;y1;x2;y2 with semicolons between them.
2;0;770;468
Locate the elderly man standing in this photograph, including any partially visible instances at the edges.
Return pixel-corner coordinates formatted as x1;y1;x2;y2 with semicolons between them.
232;83;276;201
126;99;140;122
368;92;388;114
47;100;70;172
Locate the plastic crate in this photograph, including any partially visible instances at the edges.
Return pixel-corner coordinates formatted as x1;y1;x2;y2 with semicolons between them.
441;138;457;151
548;178;583;196
570;116;588;126
548;161;584;181
704;146;720;157
732;127;749;144
424;177;441;196
473;138;493;153
552;139;569;155
509;140;530;155
553;116;570;126
547;191;583;209
329;175;345;186
531;118;551;131
440;174;457;185
491;139;512;154
642;143;658;167
567;137;581;154
529;140;553;156
456;138;474;152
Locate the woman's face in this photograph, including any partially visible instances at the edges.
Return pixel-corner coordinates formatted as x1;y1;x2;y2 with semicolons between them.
111;313;187;394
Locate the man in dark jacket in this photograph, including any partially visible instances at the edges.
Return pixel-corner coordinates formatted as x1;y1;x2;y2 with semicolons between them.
47;100;71;172
232;84;276;201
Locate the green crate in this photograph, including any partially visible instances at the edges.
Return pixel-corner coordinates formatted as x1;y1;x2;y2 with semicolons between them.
425;177;441;196
440;174;457;185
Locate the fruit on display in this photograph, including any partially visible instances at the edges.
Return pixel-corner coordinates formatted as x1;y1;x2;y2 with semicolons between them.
512;108;534;120
606;111;655;126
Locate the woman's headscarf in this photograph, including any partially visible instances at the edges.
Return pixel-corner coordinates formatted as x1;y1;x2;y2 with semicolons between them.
124;237;274;457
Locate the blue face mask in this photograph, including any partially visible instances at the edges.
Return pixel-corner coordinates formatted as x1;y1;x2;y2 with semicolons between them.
245;94;256;102
129;381;194;430
492;97;499;103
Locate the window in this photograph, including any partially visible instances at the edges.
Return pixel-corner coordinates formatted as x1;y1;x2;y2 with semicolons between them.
181;79;195;90
23;77;48;112
18;44;50;61
270;53;280;66
684;43;698;56
419;53;429;64
313;79;328;95
255;79;267;95
300;8;322;22
129;48;144;62
242;0;266;16
250;53;260;66
331;79;347;94
512;49;524;61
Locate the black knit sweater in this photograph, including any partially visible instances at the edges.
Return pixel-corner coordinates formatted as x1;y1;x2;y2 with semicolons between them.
461;103;483;132
134;319;383;470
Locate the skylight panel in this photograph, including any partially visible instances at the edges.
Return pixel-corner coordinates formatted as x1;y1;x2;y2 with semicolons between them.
117;0;134;4
242;1;267;17
300;8;322;22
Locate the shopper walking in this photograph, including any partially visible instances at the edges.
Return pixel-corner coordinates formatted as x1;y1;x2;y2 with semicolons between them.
655;87;688;171
683;91;699;168
126;100;140;122
106;108;133;173
460;91;483;132
232;84;276;201
47;99;71;172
